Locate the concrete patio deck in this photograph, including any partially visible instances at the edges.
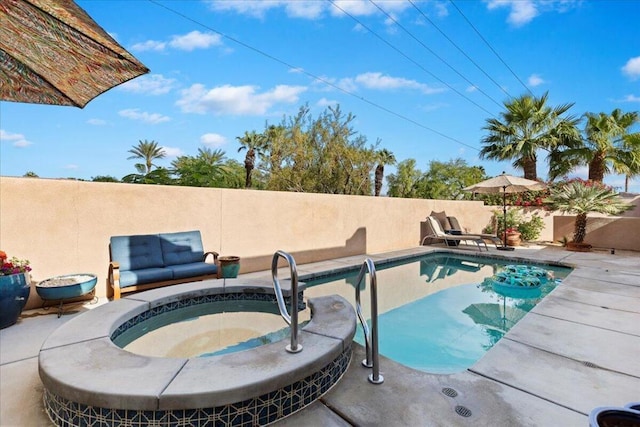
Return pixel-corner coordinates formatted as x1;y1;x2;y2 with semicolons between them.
1;245;639;426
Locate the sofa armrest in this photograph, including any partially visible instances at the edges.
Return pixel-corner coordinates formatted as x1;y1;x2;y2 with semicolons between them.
203;251;219;263
108;261;122;300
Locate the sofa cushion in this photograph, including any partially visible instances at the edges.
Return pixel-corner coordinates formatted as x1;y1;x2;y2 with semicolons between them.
119;268;174;288
159;231;205;266
110;234;164;271
167;262;218;280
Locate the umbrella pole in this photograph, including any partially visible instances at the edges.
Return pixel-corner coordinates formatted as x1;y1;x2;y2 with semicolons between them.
497;186;515;251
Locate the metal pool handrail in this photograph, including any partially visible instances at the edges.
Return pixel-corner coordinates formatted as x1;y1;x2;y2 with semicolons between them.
271;250;302;353
355;258;384;384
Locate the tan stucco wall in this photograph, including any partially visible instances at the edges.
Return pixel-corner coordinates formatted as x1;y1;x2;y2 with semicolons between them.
1;177;496;309
553;216;640;251
2;177;637;309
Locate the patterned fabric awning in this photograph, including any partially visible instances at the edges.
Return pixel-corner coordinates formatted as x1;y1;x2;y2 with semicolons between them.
0;0;149;107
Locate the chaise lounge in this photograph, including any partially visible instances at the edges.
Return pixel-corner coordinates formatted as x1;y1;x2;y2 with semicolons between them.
421;216;488;251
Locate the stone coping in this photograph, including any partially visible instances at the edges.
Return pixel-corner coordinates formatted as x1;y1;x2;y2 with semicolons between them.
39;279;355;411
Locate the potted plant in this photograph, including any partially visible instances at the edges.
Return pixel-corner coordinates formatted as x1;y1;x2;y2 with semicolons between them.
484;209;544;245
545;180;629;252
503;227;522;246
0;250;32;328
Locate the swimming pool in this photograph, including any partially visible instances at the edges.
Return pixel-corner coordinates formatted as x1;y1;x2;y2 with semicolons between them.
302;253;571;374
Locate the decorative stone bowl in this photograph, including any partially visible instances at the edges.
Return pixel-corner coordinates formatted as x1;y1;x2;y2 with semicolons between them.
36;274;97;301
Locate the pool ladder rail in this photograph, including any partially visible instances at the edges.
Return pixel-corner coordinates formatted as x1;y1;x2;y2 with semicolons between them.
355;258;384;384
271;250;302;353
271;251;383;384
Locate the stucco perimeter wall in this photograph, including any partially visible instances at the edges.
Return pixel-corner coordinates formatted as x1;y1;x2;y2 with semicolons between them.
2;177;496;309
554;215;640;252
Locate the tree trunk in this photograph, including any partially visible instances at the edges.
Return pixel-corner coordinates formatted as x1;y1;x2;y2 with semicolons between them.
374;165;384;196
625;175;629;193
244;149;255;188
588;151;605;182
573;213;588;243
522;156;537;181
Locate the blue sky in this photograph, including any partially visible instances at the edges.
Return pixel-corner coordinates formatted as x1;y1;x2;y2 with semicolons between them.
1;0;639;192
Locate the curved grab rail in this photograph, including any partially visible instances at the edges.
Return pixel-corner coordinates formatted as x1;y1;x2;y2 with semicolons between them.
355;258;384;384
271;250;302;354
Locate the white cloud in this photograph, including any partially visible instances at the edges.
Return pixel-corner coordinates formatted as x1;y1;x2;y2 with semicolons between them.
528;74;545;87
622;56;640;80
201;133;227;147
0;129;31;147
317;97;338;107
354;72;444;94
119;74;177;95
86;119;106;126
176;83;307;115
284;1;326;19
207;0;412;20
169;31;222;51
485;0;580;26
466;85;478;93
131;31;221;53
161;146;183;157
619;94;640;103
486;0;538;26
118;109;171;124
130;40;166;52
63;164;79;170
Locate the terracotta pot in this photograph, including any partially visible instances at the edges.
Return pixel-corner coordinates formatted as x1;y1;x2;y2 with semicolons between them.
566;242;592;252
501;232;521;247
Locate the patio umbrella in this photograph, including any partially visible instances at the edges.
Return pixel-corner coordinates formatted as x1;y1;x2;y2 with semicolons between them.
463;172;546;251
462;301;528;334
0;0;149;108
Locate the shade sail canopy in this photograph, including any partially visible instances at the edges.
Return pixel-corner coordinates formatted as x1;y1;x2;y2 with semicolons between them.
0;0;149;107
463;173;547;194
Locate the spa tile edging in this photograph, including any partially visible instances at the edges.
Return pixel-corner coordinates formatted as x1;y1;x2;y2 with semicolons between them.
39;281;355;427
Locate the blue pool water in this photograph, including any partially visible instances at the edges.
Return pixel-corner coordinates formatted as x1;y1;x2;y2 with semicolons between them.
303;254;571;374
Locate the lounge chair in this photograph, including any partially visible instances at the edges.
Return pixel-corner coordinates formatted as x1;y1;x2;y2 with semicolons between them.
421;216;488;251
447;216;502;248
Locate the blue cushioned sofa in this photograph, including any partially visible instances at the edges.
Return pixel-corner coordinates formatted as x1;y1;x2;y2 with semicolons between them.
108;230;219;299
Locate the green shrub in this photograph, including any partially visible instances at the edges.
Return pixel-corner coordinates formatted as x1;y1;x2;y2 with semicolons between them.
484;209;545;241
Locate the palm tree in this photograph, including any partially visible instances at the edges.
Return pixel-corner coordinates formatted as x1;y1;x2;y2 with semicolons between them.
616;132;640;192
374;148;396;196
480;92;580;180
127;139;165;174
550;109;640;183
546;180;629;244
237;130;267;188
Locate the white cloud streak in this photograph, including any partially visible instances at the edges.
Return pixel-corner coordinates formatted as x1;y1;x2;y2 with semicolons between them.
0;129;32;147
622;56;640;80
86;119;107;126
118;109;171;124
119;74;177;95
206;0;415;20
161;146;183;157
528;74;545;87
201;133;227;147
176;84;307;115
131;31;221;52
485;0;580;26
169;31;222;51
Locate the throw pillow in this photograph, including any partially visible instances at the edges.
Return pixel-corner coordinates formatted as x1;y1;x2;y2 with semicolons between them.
430;211;452;231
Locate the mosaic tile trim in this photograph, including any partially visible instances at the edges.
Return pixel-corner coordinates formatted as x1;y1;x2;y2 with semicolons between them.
43;345;352;427
110;291;305;341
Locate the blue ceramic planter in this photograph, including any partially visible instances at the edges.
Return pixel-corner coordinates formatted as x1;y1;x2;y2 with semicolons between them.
0;273;31;329
219;256;240;278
